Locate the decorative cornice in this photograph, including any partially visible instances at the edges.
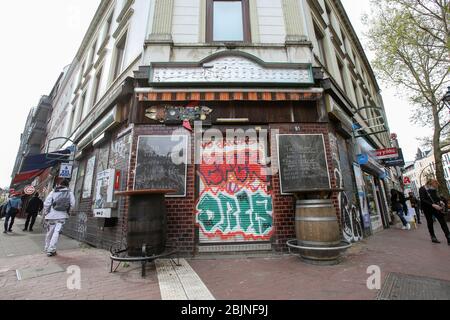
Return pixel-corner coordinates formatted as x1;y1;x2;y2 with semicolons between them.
97;35;110;56
75;0;113;60
94;50;107;70
116;0;134;24
113;8;134;39
81;75;92;91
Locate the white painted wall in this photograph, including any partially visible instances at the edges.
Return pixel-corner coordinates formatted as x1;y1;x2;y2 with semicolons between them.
256;0;286;43
172;0;200;43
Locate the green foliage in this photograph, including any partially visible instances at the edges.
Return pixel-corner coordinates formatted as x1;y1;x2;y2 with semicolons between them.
365;0;450;196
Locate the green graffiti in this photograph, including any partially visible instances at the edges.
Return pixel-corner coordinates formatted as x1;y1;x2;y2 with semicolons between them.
197;193;222;232
197;191;273;238
252;193;273;235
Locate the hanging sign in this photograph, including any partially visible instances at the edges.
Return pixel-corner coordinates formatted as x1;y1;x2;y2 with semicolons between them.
24;185;36;195
59;163;73;179
374;148;399;160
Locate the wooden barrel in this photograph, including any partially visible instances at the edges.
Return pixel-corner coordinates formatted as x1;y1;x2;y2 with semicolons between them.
295;199;341;261
127;194;167;257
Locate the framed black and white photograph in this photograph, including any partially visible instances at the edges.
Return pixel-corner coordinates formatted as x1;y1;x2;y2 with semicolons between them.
134;135;189;197
276;134;331;194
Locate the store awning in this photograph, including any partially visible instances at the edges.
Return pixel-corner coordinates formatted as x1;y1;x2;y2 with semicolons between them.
136;90;323;102
12;149;71;185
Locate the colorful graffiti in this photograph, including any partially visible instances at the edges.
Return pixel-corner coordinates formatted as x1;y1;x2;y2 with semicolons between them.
196;140;274;242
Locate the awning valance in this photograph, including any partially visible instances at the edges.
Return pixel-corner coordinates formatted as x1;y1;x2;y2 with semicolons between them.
137;90;323;102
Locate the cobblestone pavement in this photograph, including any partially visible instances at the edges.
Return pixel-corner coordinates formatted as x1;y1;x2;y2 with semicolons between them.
1;218;449;300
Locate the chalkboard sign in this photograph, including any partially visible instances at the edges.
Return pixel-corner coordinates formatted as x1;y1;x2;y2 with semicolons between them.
135;135;188;197
277;134;331;193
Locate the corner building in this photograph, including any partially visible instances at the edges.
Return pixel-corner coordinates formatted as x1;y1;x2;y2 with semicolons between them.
44;0;399;254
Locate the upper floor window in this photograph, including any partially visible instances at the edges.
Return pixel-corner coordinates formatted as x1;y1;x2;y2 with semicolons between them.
314;23;327;67
112;32;127;80
206;0;250;42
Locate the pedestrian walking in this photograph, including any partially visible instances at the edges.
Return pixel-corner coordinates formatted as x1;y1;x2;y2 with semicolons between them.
3;193;22;233
23;192;44;232
390;189;410;230
419;179;450;245
408;192;422;224
43;180;75;257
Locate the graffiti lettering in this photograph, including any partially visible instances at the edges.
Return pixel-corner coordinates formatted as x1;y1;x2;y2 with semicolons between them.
197;191;273;240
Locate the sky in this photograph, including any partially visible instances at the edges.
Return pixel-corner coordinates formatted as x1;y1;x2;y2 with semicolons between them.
0;0;432;188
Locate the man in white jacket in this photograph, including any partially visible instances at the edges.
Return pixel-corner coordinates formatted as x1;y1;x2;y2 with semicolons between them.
43;180;75;257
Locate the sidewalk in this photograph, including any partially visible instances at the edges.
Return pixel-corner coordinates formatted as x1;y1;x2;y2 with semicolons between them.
1;217;449;300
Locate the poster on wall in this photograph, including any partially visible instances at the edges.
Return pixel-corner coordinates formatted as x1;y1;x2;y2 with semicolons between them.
277;134;331;194
134;135;188;197
353;164;371;229
93;169;116;218
82;156;96;198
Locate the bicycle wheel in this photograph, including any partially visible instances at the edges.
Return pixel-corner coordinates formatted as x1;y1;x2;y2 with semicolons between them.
351;206;363;241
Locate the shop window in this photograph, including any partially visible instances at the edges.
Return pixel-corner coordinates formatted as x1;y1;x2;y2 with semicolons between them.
206;0;250;42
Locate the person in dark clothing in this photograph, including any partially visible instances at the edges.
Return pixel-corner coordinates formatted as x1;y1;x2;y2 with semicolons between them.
391;189;410;230
419;179;450;245
398;191;409;216
408;192;422;224
23;193;44;232
3;193;22;233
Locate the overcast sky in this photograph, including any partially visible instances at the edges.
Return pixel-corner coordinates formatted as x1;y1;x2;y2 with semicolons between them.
0;0;431;188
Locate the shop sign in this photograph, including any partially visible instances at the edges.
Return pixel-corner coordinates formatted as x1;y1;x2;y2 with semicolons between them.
382;149;405;167
374;148;399;160
59;163;73;179
403;177;411;185
149;54;314;86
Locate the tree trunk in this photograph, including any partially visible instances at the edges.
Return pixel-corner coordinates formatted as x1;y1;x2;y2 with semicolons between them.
432;102;450;199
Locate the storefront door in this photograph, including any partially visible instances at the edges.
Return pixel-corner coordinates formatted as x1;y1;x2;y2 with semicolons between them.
195;130;274;250
363;173;384;232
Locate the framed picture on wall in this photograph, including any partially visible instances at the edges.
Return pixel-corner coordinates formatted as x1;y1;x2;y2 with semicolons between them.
134;135;189;197
276;134;331;194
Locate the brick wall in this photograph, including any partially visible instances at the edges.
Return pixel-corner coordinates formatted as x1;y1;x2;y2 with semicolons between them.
64;123;132;251
64;122;339;254
269;123;339;252
130;125;196;254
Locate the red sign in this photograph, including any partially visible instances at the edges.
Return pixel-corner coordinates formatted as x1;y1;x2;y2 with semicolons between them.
24;185;36;195
114;171;121;190
403;177;411;185
375;148;399;160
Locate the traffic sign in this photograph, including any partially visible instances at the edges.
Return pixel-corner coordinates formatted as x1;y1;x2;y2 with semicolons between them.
59;163;73;179
403;177;411;185
24;185;36;195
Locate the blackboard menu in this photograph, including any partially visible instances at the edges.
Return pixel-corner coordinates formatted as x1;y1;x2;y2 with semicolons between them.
277;134;331;193
135;135;188;197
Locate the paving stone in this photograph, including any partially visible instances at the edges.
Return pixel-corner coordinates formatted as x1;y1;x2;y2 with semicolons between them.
16;263;65;281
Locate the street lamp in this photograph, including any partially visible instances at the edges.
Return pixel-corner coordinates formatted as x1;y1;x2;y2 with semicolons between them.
444;86;450;111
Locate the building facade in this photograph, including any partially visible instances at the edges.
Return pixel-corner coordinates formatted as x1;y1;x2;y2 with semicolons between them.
403;149;450;196
19;0;402;254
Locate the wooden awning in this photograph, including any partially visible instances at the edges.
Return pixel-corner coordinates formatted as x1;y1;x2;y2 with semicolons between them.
137;90;323;102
